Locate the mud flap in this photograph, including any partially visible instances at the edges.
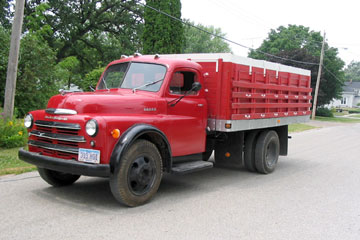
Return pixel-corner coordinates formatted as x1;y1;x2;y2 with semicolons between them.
214;131;244;168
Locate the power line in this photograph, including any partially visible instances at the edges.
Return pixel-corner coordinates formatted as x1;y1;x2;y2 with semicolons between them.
138;1;319;66
139;2;347;88
323;65;344;83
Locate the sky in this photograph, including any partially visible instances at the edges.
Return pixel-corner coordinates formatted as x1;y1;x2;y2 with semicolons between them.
181;0;360;66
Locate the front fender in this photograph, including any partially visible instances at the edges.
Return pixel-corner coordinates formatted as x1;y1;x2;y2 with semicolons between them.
109;124;172;173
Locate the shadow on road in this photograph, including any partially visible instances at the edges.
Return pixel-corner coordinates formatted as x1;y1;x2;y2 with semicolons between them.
32;158;306;211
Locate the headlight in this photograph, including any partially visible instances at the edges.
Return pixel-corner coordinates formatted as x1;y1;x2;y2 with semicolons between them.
86;119;98;137
24;114;33;128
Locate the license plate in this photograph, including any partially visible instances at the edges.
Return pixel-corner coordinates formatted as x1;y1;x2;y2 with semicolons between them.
78;148;100;164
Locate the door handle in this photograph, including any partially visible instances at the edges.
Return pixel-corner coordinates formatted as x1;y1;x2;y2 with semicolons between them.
198;104;203;107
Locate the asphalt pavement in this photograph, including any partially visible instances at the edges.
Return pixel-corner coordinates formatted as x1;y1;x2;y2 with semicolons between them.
1;122;360;240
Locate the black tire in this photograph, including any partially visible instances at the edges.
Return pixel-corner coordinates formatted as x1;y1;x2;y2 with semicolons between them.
202;150;213;161
255;130;280;174
37;168;80;187
109;140;163;207
244;130;260;172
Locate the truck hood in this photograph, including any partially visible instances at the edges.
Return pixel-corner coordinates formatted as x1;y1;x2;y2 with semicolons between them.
46;91;159;115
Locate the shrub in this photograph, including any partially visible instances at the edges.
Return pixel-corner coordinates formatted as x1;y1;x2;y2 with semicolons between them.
349;108;360;114
0;118;28;148
316;107;334;117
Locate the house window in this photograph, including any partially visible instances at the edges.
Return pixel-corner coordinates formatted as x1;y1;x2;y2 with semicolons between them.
341;97;347;105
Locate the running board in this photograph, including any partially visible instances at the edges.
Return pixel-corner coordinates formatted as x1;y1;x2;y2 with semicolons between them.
171;161;213;175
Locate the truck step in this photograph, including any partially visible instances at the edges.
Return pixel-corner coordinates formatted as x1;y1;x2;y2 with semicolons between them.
171;161;213;175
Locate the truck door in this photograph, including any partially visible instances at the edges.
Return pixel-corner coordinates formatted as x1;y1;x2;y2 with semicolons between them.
166;69;207;156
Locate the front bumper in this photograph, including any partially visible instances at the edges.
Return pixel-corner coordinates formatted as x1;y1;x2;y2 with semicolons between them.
19;148;110;177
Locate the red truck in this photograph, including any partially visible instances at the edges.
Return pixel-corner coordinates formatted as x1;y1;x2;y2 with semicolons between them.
19;53;312;207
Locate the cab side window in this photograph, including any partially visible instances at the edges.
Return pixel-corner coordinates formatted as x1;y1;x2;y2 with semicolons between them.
169;71;198;95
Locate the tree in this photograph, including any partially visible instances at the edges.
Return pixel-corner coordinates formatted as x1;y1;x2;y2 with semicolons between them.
0;28;59;116
0;0;11;29
182;20;231;53
0;26;11;108
344;61;360;82
143;0;184;54
55;56;81;89
24;0;143;75
15;34;60;116
249;25;345;107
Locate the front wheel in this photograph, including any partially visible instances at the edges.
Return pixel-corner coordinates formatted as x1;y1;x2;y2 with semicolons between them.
110;140;163;207
37;168;80;187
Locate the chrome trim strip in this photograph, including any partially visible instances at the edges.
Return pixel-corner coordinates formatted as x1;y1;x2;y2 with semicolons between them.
30;130;86;143
46;108;77;115
35;120;81;130
28;140;79;154
208;115;310;132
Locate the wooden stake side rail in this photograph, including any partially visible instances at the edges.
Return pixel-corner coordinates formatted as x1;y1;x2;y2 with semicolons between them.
232;92;313;100
229;66;312;121
231;111;311;120
232;103;312;109
232;81;312;93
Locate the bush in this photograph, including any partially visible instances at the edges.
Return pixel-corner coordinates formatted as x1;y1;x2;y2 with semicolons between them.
0;118;28;148
349;108;360;114
316;107;334;117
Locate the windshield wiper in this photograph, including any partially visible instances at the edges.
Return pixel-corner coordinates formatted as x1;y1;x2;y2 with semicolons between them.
102;77;109;90
132;79;163;93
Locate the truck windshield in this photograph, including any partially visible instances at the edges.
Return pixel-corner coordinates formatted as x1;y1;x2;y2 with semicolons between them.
98;62;166;92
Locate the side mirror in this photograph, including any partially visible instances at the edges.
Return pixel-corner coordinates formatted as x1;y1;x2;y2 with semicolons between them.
192;82;202;92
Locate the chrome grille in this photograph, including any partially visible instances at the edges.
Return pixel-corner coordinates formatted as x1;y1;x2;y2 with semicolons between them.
30;120;85;157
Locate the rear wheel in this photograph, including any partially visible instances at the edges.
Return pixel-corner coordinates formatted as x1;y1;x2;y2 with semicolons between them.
255;130;280;174
37;168;80;187
110;140;163;207
243;130;260;172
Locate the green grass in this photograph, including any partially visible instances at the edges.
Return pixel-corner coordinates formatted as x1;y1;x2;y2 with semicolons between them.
0;147;36;176
315;116;360;123
333;111;348;116
289;123;318;133
349;114;360;118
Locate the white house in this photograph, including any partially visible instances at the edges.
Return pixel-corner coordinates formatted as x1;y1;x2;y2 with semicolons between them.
327;81;360;108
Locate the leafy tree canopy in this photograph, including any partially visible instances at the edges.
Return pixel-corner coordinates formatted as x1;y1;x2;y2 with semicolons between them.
0;0;11;29
0;26;11;108
182;20;231;53
24;0;143;74
344;61;360;82
0;26;59;116
143;0;184;54
249;25;345;107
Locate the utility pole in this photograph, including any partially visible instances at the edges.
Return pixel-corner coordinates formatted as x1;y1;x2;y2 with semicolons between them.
311;31;326;120
3;0;25;120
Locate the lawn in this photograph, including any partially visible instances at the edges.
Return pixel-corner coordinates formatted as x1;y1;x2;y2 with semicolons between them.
288;123;318;133
315;116;360;123
349;114;360;118
0;147;36;176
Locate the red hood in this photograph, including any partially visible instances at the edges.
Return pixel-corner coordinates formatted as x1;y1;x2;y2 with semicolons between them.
47;90;159;115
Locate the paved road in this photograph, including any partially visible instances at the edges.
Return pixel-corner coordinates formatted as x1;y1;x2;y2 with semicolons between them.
1;123;360;240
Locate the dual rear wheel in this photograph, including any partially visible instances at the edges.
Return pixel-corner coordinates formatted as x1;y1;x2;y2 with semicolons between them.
244;130;280;174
